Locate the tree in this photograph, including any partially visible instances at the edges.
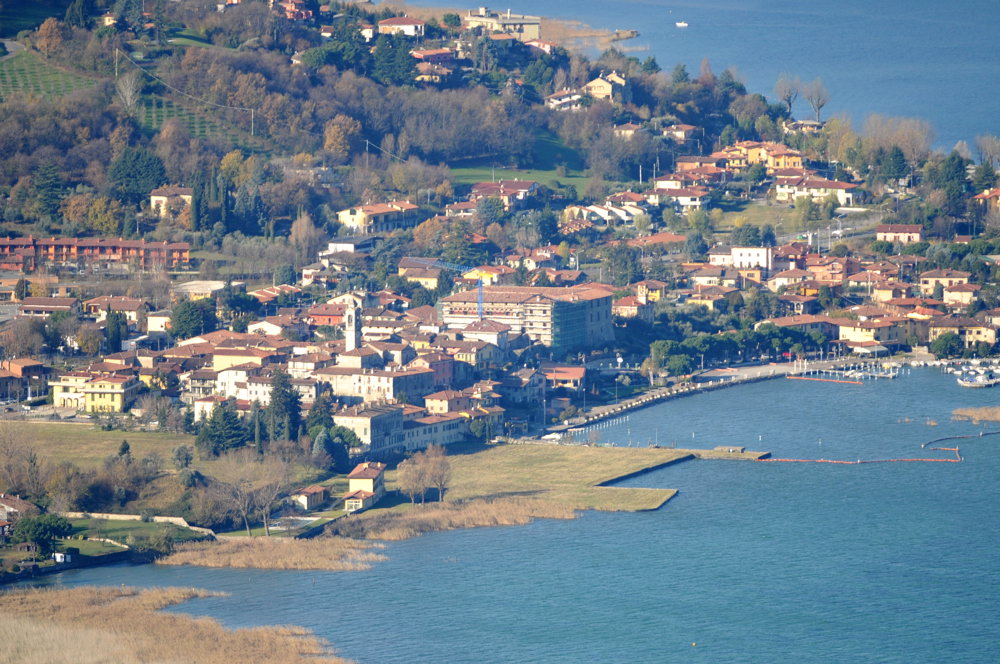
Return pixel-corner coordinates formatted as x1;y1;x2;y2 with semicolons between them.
13;514;72;559
972;162;997;193
35;18;65;57
109;148;166;203
305;392;334;440
327;426;358;472
804;78;830;122
396;453;431;504
423;444;451;501
196;400;247;457
266;369;301;443
210;449;268;536
115;69;143;117
774;73;800;115
273;264;296;286
64;0;90;28
105;310;128;354
170;299;218;339
442;12;461;28
13;279;29;301
172;444;193;470
930;332;963;358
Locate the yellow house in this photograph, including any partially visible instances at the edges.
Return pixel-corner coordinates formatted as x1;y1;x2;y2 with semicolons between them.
835;320;905;346
82;375;141;413
634;280;669;303
344;461;386;513
50;371;93;409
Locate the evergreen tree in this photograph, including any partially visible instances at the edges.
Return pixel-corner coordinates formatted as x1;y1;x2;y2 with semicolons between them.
105;309;128;353
170;299;218;339
32;161;63;220
306;392;334;439
109;148;166;203
311;427;331;457
266;370;301;442
196;401;247;456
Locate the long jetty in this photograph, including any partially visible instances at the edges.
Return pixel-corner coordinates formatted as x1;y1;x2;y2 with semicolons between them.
757;446;963;464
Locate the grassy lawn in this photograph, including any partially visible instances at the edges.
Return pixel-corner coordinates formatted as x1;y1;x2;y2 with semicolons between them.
713;198;794;232
67;517;205;544
0;49;97;100
390;443;694;512
166;28;215;48
449;164;592;192
0;0;72;38
448;131;594;192
19;421;194;469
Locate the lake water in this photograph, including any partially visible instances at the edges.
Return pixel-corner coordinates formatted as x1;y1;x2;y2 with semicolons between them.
24;367;1000;663
446;0;1000;151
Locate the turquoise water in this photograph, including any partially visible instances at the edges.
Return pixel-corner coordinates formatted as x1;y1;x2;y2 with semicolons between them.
24;367;1000;663
449;0;1000;150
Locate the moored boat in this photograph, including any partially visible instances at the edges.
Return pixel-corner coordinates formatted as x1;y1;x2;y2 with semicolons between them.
957;371;1000;388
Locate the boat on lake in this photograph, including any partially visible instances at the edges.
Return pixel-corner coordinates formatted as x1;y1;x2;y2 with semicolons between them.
675;21;688;28
956;371;1000;388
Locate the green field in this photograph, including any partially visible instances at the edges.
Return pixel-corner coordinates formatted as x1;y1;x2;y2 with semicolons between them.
68;517;204;545
138;94;257;147
0;49;97;100
0;0;71;38
449;131;594;192
713;198;795;232
19;421;195;469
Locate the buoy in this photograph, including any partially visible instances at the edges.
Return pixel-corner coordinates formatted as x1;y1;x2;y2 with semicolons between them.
692;642;697;647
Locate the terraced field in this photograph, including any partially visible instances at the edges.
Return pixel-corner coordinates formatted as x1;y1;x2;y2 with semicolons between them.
0;49;263;150
0;50;97;99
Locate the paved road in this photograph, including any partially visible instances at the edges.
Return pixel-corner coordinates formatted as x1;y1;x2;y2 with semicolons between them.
0;39;24;62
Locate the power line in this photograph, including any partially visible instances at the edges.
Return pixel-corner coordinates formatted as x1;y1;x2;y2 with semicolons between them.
115;47;256;134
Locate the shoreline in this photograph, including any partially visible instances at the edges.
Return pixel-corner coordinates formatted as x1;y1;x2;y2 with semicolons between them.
380;1;631;52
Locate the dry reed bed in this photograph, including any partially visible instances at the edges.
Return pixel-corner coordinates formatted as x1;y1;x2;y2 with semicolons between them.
158;536;386;571
953;406;1000;423
331;496;577;540
0;586;351;664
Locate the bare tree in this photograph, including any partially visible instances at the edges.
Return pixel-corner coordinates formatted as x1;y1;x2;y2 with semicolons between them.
210;449;286;536
423;445;451;501
804;78;830;122
774;73;800;116
253;457;290;536
396;454;430;504
116;69;143;118
976;134;1000;168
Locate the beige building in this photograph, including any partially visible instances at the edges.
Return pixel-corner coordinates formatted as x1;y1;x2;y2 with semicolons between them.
440;284;614;351
334;405;405;456
462;7;541;40
149;186;193;219
337;201;419;234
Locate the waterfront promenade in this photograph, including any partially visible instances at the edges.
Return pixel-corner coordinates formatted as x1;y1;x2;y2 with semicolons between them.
548;356;919;435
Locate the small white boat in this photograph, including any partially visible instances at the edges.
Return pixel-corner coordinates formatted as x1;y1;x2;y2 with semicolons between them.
957;371;1000;388
675;21;688;28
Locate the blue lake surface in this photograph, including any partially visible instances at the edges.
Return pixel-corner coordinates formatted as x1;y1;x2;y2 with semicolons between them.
445;0;1000;150
25;367;1000;663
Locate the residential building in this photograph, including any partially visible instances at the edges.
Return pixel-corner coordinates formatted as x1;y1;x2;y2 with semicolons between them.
290;485;328;511
919;269;971;295
333;405;405;456
377;16;425;37
149;185;193;219
462;6;541;40
0;236;190;272
774;176;858;205
876;224;923;244
337;201;420;234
